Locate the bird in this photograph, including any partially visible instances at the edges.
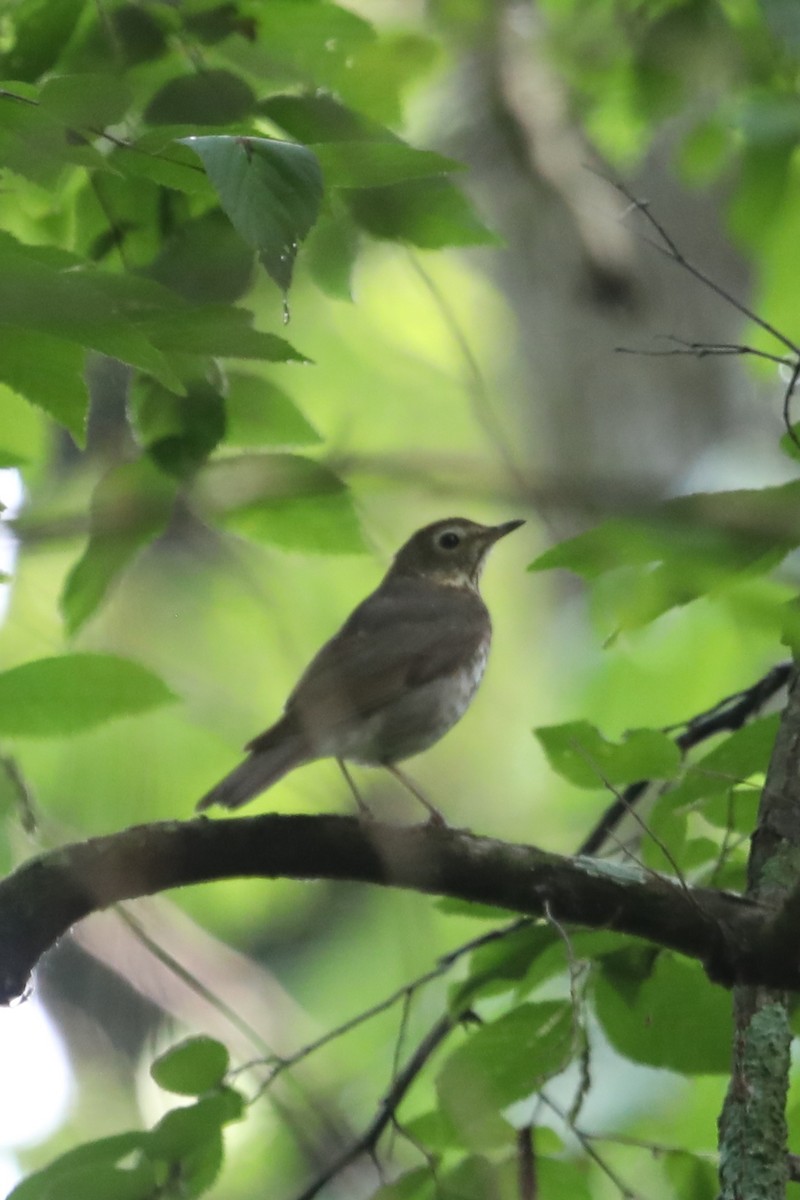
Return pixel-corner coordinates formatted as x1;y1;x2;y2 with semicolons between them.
196;516;524;823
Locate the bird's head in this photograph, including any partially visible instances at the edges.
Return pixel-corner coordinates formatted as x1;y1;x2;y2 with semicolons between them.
390;517;525;589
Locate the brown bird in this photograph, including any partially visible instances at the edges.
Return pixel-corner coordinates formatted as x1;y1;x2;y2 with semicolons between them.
197;516;524;822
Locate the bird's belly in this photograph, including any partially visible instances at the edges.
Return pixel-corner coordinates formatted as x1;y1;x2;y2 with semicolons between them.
341;641;490;765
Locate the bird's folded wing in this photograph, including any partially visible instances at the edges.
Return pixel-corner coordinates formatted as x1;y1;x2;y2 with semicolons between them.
284;583;489;732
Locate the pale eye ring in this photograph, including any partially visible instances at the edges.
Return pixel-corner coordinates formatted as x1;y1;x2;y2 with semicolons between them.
438;531;461;550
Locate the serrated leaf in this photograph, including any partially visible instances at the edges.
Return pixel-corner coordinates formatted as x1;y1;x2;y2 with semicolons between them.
152;1037;230;1096
535;721;681;788
0;330;88;444
530;483;800;631
224;373;320;447
201;454;366;553
61;458;176;634
180;135;323;292
0;654;176;737
594;952;732;1073
0;232;184;393
436;1003;573;1144
312;141;463;188
346;177;499;248
141;305;307;362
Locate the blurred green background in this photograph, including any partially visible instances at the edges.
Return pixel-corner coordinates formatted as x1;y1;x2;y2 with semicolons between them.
1;0;799;1196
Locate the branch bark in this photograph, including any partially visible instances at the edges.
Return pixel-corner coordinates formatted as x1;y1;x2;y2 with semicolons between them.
0;811;797;1006
718;666;800;1200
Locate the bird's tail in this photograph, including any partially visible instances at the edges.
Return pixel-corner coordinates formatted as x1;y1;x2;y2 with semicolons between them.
196;718;308;811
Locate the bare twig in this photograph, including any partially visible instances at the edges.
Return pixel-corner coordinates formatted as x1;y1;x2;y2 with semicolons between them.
517;1124;537;1200
604;171;800;445
292;1012;457;1200
539;1092;642;1199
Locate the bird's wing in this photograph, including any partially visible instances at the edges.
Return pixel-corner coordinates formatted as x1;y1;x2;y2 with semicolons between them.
282;581;489;734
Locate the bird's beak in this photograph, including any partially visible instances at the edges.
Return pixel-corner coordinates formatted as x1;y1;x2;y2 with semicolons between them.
487;518;525;543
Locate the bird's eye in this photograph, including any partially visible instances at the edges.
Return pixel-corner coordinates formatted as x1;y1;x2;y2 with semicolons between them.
438;531;461;550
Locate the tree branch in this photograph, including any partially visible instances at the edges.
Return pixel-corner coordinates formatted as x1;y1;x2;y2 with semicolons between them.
0;811;795;1006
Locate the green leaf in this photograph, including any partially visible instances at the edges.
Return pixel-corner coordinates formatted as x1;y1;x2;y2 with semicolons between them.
523;1158;592;1200
0;383;46;465
253;1;375;88
140;305;307;363
665;714;779;810
61;458;176;634
452;925;560;1011
148;1089;244;1160
372;1167;436;1200
260;92;392;144
10;1164;156;1200
144;70;256;126
0;98;105;186
779;422;800;462
664;1151;719;1200
110;139;212;195
439;1155;501;1200
0;654;177;737
180;136;323;292
535;721;681;788
39;73;133;129
312;141;463;189
346;177;499;248
530;484;800;632
303;207;360;300
147;210;255;305
202;454;366;553
0;330;88;444
531;488;800;580
436;1002;573;1143
152;1037;230;1096
7;1133;149;1200
131;377;226;479
594;951;732;1073
224;373;320;447
0;233;184;393
701;786;760;832
0;0;86;81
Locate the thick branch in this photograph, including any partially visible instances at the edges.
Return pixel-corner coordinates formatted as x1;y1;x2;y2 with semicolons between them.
718;667;800;1200
0;812;790;1005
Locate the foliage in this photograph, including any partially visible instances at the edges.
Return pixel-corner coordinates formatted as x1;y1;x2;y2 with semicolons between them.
1;0;800;1199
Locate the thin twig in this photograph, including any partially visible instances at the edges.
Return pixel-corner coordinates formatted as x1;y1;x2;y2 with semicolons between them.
292;1012;457;1200
539;1092;642;1200
116;906;273;1057
517;1124;537;1200
602;171;800;445
616;337;791;368
600;170;800;357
